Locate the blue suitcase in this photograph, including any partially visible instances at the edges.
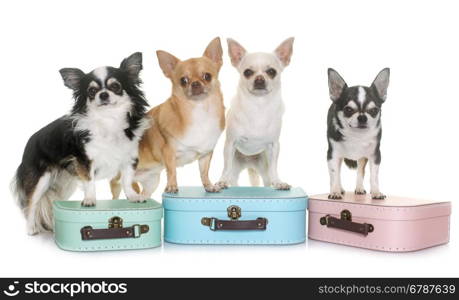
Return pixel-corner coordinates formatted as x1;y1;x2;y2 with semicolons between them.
163;187;307;245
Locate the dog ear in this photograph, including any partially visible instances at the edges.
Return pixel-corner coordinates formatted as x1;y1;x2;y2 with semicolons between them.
274;37;294;66
59;68;85;91
120;52;143;79
328;68;347;102
156;50;180;78
371;68;390;101
203;37;223;68
227;38;247;67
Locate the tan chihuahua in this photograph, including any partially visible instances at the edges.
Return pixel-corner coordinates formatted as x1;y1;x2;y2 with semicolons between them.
110;38;225;198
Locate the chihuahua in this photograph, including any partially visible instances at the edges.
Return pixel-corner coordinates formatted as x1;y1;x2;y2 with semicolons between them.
326;68;390;199
110;38;225;197
13;53;149;234
217;38;294;190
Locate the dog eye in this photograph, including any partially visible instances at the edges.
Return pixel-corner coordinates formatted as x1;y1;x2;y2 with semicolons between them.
344;106;354;115
243;69;254;78
266;68;277;78
368;107;379;115
110;82;121;92
180;77;189;86
203;73;212;82
88;87;98;97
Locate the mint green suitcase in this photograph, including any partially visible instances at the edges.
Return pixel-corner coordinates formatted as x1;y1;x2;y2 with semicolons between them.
53;200;163;251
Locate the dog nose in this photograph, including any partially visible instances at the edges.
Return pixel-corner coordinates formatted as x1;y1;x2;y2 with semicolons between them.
254;76;266;89
191;81;204;96
357;114;368;123
255;76;265;84
99;92;109;101
191;81;201;88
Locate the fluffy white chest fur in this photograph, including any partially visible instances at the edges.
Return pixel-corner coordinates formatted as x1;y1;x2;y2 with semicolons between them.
331;127;380;160
75;103;141;179
227;93;284;156
174;100;222;166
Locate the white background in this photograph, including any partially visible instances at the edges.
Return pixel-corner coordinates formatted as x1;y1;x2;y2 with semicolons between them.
0;0;458;277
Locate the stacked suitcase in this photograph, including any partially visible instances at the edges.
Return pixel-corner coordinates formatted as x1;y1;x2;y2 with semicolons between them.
163;187;307;245
54;200;163;251
308;193;451;252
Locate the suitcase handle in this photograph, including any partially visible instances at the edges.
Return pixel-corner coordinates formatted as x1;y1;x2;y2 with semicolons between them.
80;216;149;241
320;209;374;236
201;205;268;231
201;217;268;231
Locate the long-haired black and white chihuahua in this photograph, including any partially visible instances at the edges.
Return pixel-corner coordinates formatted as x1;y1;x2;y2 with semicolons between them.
12;53;149;235
326;68;390;200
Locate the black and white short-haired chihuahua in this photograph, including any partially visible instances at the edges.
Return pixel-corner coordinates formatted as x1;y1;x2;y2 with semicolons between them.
12;53;149;235
326;68;390;200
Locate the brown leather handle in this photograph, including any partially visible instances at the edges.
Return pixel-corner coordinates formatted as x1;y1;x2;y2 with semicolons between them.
201;217;268;231
320;215;374;236
81;224;149;240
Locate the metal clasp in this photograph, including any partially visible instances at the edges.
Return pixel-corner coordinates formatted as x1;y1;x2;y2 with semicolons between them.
132;224;141;238
108;216;123;229
201;217;217;231
340;209;352;221
227;205;241;220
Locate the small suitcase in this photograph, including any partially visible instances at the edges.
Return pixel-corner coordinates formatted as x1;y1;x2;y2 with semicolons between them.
53;199;163;251
163;186;308;245
308;193;451;252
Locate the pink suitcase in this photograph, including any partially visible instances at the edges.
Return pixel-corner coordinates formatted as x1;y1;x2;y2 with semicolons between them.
308;193;451;252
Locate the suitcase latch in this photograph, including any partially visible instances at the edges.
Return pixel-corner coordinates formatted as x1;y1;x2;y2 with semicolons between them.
227;205;242;220
109;216;123;228
340;209;352;221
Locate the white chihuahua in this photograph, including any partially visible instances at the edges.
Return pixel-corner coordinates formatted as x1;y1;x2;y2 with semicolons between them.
217;38;294;190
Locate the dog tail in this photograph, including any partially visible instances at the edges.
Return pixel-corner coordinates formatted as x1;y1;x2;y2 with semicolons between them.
344;159;358;169
247;168;260;186
12;165;77;234
11;163;29;210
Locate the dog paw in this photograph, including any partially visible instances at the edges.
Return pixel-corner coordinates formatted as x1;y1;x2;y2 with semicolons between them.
216;181;229;189
165;185;179;194
127;194;147;203
273;182;291;190
371;192;386;200
81;198;96;207
328;192;343;200
27;225;40;236
355;188;367;195
204;184;221;193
